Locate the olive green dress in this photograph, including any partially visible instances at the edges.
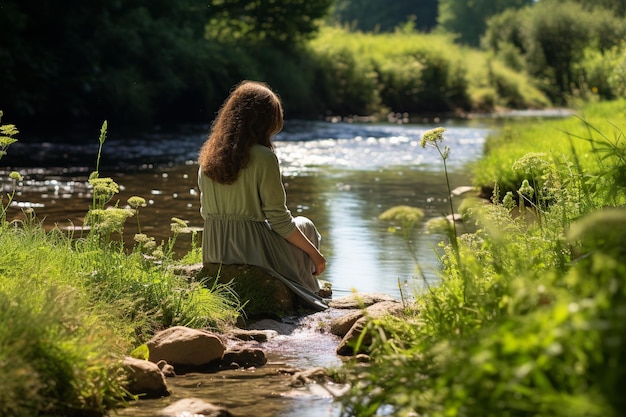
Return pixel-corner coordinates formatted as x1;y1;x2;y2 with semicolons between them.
198;144;327;310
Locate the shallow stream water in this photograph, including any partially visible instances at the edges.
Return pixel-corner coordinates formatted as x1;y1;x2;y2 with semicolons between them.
2;118;492;416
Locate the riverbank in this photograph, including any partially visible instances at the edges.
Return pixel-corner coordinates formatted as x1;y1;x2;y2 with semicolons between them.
3;100;623;416
116;292;402;417
339;99;626;416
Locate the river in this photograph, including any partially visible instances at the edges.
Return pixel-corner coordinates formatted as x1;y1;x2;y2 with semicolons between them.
2;118;490;298
1;117;491;416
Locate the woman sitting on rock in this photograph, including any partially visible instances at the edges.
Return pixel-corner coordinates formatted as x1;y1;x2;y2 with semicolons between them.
197;80;328;310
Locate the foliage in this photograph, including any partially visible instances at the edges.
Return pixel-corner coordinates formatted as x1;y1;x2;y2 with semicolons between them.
207;0;332;47
307;26;548;117
483;1;626;103
437;0;534;46
472;99;626;203
341;101;626;416
0;0;332;126
332;0;438;33
0;115;241;415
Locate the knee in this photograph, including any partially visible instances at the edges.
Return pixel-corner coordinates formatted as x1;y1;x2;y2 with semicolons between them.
293;216;314;228
294;216;321;245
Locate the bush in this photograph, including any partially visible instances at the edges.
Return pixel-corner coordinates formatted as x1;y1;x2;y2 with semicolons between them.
341;106;626;416
308;26;547;117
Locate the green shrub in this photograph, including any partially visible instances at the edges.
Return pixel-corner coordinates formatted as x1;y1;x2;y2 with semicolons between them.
308;26;547;117
0;116;241;415
341;108;626;416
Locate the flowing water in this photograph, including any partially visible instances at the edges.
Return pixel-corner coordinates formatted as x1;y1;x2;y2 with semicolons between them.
1;118;492;416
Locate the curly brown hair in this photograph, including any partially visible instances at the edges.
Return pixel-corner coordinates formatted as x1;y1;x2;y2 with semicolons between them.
198;80;284;184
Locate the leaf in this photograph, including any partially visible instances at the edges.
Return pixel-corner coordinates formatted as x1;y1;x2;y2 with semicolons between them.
130;344;150;360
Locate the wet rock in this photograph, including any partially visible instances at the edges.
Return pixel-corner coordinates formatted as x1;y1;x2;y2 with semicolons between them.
336;317;368;356
159;398;233;417
329;310;363;337
336;300;404;356
221;348;267;368
156;360;176;377
122;356;170;398
328;293;396;309
226;328;278;342
147;326;226;367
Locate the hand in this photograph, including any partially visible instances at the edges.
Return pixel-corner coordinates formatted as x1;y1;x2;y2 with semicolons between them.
311;252;326;276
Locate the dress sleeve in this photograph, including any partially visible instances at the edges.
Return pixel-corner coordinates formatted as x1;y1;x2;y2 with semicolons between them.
257;151;297;237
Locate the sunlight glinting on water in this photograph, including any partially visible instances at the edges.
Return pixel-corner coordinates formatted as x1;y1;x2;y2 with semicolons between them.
273;122;489;175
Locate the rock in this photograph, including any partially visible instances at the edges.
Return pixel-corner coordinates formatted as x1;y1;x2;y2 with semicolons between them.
147;326;226;368
336;300;404;356
365;300;404;317
451;185;476;196
122;356;170;398
336;317;368;356
159;398;233;417
328;293;396;309
329;310;363;337
200;263;296;318
221;348;267;368
156;360;176;377
226;328;278;343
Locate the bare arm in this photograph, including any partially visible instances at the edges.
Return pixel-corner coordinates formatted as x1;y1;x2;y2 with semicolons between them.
285;228;326;276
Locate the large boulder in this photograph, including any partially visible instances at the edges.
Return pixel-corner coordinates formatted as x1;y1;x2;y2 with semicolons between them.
200;263;296;318
122;356;170;398
147;326;226;368
221;348;267;368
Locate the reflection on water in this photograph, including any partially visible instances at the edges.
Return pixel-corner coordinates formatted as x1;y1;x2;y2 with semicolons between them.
2;120;489;416
115;311;347;417
2;120;489;299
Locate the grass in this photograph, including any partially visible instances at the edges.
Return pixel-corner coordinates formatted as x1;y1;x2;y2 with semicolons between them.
341;99;626;417
472;99;626;205
0;119;241;416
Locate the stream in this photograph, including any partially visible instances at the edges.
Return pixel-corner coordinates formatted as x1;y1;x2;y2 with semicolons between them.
2;117;493;416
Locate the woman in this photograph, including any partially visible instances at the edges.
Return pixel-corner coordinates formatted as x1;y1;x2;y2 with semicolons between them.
197;80;328;310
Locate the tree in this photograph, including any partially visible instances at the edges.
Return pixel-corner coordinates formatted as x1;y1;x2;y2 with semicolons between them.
0;0;333;127
483;0;626;102
541;0;626;15
206;0;333;47
332;0;438;33
437;0;534;46
0;0;214;125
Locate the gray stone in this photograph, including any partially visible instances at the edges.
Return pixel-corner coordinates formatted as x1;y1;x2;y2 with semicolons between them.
147;326;226;367
328;293;396;309
122;356;170;398
329;310;363;337
226;328;278;343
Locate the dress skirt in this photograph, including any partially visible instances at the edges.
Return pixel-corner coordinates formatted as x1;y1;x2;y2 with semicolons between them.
202;214;327;310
